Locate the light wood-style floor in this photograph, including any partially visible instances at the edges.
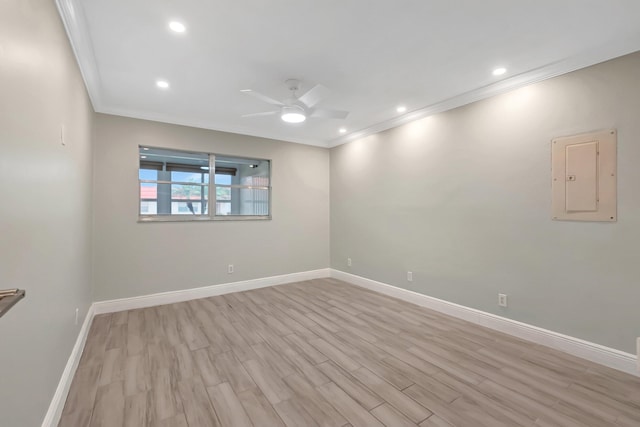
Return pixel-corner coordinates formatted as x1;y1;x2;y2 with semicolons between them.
59;278;640;427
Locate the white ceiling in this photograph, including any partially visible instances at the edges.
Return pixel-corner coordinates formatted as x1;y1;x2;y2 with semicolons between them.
57;0;640;148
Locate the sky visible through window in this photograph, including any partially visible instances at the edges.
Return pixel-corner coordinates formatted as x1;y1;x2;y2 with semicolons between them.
139;169;157;180
139;169;232;197
215;174;231;185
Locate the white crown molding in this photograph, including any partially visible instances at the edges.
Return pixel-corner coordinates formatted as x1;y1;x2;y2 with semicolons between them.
92;268;330;314
55;0;327;149
329;36;640;148
57;0;640;150
55;0;103;110
330;269;638;377
96;107;330;148
41;304;95;427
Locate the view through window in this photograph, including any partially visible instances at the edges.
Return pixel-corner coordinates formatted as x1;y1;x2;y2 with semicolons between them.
139;147;270;220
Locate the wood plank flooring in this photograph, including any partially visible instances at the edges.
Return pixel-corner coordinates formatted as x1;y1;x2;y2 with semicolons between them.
59;278;640;426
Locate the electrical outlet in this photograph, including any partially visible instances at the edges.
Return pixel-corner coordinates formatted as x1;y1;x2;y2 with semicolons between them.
407;271;413;282
75;308;79;325
347;258;352;267
228;264;234;274
498;293;508;307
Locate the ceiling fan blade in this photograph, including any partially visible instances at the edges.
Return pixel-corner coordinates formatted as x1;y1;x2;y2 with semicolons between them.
298;84;329;108
310;108;349;120
241;111;279;118
240;89;284;107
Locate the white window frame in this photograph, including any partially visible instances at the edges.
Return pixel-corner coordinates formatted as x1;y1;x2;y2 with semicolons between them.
138;146;272;222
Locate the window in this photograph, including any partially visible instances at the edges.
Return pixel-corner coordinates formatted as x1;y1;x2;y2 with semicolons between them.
139;147;271;221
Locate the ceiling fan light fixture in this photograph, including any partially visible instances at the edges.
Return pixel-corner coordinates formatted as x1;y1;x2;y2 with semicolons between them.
281;106;306;123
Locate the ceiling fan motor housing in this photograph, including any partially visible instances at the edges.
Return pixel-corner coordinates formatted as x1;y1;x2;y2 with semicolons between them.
285;78;301;93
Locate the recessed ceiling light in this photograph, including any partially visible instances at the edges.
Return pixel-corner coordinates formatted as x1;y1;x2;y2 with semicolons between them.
200;166;210;170
492;67;507;76
397;105;407;113
140;155;147;159
156;80;170;89
169;21;186;33
142;147;149;150
339;127;347;134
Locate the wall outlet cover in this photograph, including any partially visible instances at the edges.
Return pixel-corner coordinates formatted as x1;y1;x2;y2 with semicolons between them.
498;293;508;307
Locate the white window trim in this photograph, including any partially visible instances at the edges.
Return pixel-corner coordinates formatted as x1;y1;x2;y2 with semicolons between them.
137;146;272;222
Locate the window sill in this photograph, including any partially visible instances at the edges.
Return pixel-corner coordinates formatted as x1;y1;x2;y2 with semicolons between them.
138;215;271;223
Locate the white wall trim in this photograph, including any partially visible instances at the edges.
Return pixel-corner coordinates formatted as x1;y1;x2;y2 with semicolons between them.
41;305;95;427
56;0;640;150
55;0;103;109
41;268;329;426
95;106;329;148
93;269;331;314
41;266;637;426
330;269;638;377
328;34;640;148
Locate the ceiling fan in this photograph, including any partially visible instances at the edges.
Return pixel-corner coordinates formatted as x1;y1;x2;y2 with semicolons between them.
241;79;349;124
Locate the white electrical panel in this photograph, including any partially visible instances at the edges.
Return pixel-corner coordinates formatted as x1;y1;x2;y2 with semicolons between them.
551;129;617;222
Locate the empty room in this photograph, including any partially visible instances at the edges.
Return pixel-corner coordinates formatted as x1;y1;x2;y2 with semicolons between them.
2;1;640;426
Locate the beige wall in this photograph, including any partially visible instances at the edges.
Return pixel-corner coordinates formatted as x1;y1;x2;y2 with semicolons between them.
0;1;95;426
330;52;640;353
2;2;638;422
92;114;330;301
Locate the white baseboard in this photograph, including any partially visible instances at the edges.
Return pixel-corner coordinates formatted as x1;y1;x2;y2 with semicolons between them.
330;269;638;377
42;268;329;426
41;305;95;427
42;266;637;427
93;268;331;314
